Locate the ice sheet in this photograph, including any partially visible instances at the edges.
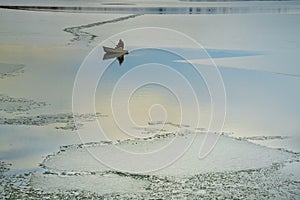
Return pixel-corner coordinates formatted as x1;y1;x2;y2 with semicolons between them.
41;133;295;176
27;132;300;198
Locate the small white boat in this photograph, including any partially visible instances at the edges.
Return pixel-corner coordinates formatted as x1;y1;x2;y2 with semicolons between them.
103;46;128;54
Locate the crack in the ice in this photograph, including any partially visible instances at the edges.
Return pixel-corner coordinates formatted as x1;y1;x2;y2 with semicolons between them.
63;14;142;44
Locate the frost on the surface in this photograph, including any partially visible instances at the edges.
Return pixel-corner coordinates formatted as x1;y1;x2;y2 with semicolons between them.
0;94;47;114
0;132;299;199
0;112;106;130
41;133;294;175
0;93;107;130
25;132;300;198
241;135;290;141
31;172;149;195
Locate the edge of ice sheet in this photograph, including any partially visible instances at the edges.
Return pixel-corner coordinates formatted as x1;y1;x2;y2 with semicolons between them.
41;132;297;176
28;132;300;198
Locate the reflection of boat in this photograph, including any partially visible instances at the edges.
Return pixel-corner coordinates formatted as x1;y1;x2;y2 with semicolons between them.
103;52;124;60
103;53;125;65
103;46;128;54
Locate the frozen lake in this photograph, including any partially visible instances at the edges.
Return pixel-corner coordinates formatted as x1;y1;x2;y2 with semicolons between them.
0;1;300;198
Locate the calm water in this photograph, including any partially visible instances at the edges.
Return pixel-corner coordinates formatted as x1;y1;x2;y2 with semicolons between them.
0;2;300;199
0;1;300;170
90;47;300;144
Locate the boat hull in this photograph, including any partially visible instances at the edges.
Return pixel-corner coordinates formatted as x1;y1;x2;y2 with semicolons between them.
103;46;128;54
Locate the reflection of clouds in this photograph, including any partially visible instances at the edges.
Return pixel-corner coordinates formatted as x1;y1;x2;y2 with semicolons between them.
73;27;226;172
95;48;211;140
129;85;179;126
175;48;260;66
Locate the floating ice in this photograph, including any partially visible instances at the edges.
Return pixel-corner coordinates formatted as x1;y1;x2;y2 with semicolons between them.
31;172;149;195
241;135;290;141
27;132;300;198
41;132;295;176
0;112;106;130
0;94;47;114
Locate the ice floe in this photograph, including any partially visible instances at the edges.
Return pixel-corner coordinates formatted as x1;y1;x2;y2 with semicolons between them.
40;132;297;176
0;94;47;114
16;132;300;198
0;112;106;131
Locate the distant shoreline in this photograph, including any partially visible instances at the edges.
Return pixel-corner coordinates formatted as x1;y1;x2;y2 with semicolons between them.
1;4;300;14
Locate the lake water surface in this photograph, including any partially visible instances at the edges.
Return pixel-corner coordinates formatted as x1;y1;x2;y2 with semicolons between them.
0;1;300;198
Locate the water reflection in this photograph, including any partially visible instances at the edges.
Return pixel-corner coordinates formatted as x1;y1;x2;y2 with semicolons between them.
96;48;211;140
94;46;264;140
103;52;127;65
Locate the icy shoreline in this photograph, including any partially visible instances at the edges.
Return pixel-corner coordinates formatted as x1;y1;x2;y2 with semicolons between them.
1;132;300;199
1;4;300;14
1;0;300;14
40;132;297;175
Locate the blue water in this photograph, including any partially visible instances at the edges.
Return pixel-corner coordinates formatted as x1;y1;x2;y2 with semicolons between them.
91;46;300;151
